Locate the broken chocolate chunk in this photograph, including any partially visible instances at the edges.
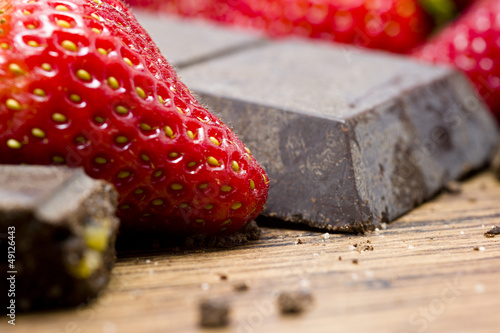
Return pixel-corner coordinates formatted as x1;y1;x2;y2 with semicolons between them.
0;166;119;312
199;299;230;327
277;290;314;314
484;226;500;238
233;282;249;292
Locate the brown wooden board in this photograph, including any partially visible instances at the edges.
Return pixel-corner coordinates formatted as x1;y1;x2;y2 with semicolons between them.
4;171;500;333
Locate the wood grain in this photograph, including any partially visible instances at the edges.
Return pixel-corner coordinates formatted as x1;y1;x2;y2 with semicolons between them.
4;171;500;333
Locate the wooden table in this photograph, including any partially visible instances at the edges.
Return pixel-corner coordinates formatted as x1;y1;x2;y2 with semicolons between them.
7;171;500;333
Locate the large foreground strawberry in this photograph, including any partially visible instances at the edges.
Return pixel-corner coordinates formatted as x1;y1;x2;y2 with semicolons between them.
128;0;434;54
413;0;500;122
0;0;269;236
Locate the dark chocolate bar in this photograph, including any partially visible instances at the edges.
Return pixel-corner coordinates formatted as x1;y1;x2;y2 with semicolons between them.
0;165;119;312
179;39;499;232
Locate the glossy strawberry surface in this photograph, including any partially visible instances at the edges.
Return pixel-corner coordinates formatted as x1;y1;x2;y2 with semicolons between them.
128;0;434;53
0;0;269;236
414;0;500;122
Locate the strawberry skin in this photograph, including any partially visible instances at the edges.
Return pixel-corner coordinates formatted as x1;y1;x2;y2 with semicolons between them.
127;0;433;54
413;0;500;122
0;0;269;236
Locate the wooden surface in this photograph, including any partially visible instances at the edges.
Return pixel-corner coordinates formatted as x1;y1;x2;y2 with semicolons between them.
5;171;500;333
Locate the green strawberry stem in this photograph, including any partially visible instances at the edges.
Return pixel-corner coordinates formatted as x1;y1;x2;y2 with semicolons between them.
418;0;458;30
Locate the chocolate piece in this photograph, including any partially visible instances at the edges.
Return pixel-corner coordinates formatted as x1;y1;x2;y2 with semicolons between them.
484;226;500;238
0;166;119;312
493;140;500;180
132;10;264;68
199;299;230;327
179;39;499;233
277;290;314;314
233;282;249;292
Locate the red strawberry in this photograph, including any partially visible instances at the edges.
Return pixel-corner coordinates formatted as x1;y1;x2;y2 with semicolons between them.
0;0;269;236
413;0;500;122
127;0;434;54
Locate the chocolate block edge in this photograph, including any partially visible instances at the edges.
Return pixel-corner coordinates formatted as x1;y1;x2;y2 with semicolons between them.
199;95;375;234
349;71;498;225
0;166;120;312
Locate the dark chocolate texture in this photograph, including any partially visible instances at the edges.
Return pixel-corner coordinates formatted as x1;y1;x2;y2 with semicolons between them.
199;299;230;327
179;39;499;233
0;166;119;312
484;226;500;238
277;290;314;314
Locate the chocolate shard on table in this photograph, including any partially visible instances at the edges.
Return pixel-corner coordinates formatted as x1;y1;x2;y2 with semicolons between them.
179;39;499;233
0;165;119;312
132;10;264;69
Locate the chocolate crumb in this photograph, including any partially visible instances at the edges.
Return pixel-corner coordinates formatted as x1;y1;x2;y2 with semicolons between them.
199;299;230;327
473;246;485;251
233;283;249;292
484;226;500;238
492;140;500;180
186;221;261;248
352;240;374;252
443;181;462;194
338;256;342;261
352;259;359;264
277;290;313;314
218;274;228;281
297;238;303;244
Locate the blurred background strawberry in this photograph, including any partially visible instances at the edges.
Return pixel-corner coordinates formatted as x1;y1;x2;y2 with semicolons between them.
414;0;500;122
128;0;438;53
